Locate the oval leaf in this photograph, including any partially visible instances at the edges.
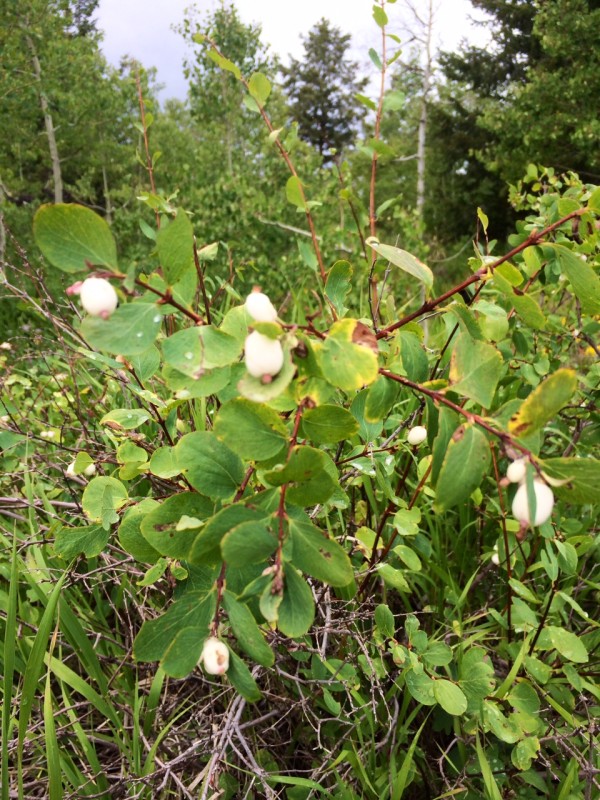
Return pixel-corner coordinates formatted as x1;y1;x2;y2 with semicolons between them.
34;203;117;273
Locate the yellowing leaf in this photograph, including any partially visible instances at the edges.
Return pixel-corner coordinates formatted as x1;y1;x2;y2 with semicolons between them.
508;369;577;438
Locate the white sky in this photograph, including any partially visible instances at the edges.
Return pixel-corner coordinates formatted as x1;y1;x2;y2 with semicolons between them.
95;0;492;101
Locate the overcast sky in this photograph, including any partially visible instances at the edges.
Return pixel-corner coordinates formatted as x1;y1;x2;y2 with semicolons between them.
95;0;492;101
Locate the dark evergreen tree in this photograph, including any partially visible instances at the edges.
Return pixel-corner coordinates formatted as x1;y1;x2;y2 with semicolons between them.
281;19;367;163
427;0;600;247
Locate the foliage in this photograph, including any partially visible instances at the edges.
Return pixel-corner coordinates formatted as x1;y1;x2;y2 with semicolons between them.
1;2;600;798
281;18;368;163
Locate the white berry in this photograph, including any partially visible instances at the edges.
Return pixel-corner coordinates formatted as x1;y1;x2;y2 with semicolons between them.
506;458;527;484
407;426;427;446
512;480;555;526
79;277;118;318
84;463;97;477
244;331;284;379
245;289;278;323
200;636;229;675
66;461;76;477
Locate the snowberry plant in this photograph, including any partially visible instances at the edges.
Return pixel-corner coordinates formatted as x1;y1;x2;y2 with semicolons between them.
33;178;600;703
29;28;600;787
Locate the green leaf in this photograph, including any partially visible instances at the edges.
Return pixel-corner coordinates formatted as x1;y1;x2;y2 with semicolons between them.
161;627;206;678
374;604;395;638
100;408;151;430
287;511;353;587
492;265;546;329
214;398;287;461
477;207;489;233
175;432;244;500
263;445;337;505
156;209;194;285
382;90;405;111
129;345;161;380
325;260;353;317
300;404;358;444
508;369;577;437
368;48;383;70
140;493;214;559
221;519;278;566
405;668;436;705
34;203;117;273
162;325;241;376
364;375;400;422
544;626;588;664
206;49;241;79
318;319;379;392
588;185;600;212
134;591;216;662
434;424;491;511
449;334;505;408
392;544;421;572
433;679;468;716
82;477;128;530
547;244;600;315
247;71;271;107
366;237;433;292
148;447;180;479
222;591;274;667
189;504;268;565
286;176;307;211
422;642;453;668
226;649;262;702
390;330;429;382
278;566;315;637
137;557;168;587
81;303;162;355
118;499;161;563
54;524;109;558
539;457;600;504
372;4;388;27
376;563;410;592
511;737;540;771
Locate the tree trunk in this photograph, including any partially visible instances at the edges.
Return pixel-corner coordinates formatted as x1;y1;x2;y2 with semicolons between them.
27;36;63;204
102;163;113;224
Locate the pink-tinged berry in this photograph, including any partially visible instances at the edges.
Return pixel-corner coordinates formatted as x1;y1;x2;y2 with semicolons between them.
245;288;278;323
77;277;118;317
244;330;284;379
512;480;555;526
506;458;527;483
200;636;230;675
407;425;427;446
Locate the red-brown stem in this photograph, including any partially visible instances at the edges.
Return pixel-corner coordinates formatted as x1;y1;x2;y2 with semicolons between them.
379;368;534;455
135;70;160;229
134;277;205;324
376;208;586;340
368;1;388;326
193;237;212;324
201;38;328;285
358;460;432;597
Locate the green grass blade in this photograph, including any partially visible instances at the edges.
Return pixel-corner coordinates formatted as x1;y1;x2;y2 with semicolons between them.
475;734;502;800
44;654;123;737
2;529;18;800
391;719;427;800
44;668;63;800
17;569;68;799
